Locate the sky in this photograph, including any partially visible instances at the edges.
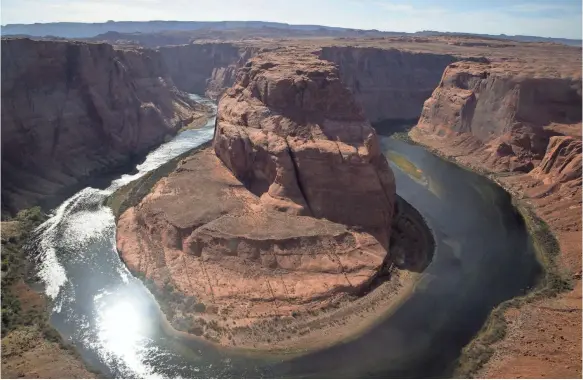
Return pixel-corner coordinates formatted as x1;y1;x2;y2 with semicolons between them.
1;0;582;39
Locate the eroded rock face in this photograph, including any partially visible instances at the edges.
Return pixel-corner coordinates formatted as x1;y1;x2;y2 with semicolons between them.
158;43;262;99
116;52;399;347
407;58;582;379
531;136;582;185
116;149;390;341
320;47;456;122
1;37;204;213
412;61;582;174
214;52;396;245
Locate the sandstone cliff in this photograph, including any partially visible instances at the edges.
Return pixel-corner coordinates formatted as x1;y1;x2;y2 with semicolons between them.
530;135;582;184
410;59;582;378
158;42;263;99
116;52;402;349
1;37;205;213
319;46;456;122
412;61;582;174
214;52;396;244
159;42;456;118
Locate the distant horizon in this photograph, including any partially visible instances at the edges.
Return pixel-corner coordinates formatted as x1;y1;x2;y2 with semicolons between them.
1;0;581;40
1;19;582;42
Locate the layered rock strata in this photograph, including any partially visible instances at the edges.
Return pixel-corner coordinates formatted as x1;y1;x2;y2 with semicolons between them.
158;42;263;99
214;52;396;245
412;60;582;174
1;37;207;213
116;52;401;348
409;59;582;378
158;43;457;122
319;46;456;122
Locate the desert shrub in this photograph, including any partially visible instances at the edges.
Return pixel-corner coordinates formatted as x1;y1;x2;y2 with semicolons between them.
207;319;220;330
42;324;63;343
188;325;204;336
1;207;46;336
193;302;206;313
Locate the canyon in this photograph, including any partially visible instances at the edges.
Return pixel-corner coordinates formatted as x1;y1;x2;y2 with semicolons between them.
157;42;264;99
410;58;582;378
1;37;211;215
1;32;581;378
113;36;580;374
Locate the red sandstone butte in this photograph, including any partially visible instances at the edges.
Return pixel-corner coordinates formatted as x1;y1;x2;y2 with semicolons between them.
116;52;397;346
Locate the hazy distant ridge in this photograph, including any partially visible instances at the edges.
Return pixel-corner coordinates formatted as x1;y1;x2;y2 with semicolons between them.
2;20;581;46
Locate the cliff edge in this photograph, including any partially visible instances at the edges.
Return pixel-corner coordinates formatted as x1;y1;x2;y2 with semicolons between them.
1;38;209;214
410;59;582;378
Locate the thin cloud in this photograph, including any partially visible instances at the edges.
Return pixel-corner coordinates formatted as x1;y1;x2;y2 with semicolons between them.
375;1;446;16
505;2;576;13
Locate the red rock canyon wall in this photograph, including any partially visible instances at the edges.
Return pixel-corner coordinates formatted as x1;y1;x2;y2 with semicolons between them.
412;60;582;177
319;46;457;122
158;42;263;99
1;38;200;213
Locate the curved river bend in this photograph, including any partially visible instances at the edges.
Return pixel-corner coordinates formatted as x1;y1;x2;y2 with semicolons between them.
28;96;541;378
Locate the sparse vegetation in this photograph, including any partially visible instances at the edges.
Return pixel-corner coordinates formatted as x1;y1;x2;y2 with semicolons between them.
453;194;571;378
193;302;206;313
207;319;220;330
188;326;204;336
391;131;416;144
1;207;46;335
386;150;425;181
1;208;100;377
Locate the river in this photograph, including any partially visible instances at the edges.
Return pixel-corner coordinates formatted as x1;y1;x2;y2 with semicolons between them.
26;96;542;378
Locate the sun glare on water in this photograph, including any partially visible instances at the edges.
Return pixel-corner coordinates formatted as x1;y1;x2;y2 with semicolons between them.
99;300;143;346
95;292;161;378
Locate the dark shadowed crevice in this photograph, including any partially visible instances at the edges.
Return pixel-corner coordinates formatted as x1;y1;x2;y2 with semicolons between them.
372;158;395;223
284;138;313;216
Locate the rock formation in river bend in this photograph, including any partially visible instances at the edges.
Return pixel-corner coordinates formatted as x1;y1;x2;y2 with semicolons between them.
116;52;398;347
214;52;396;245
1;37;207;213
